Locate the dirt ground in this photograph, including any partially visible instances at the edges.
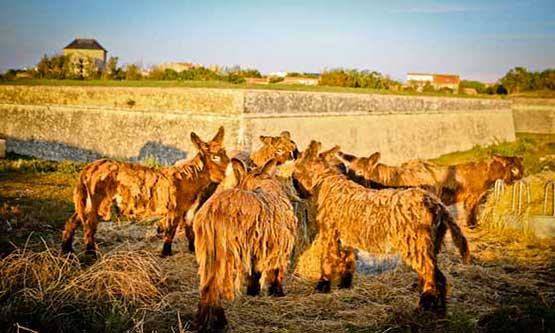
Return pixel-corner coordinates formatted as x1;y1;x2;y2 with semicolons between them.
1;159;555;332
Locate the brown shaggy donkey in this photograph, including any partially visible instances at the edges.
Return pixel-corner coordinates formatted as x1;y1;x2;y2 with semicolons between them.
194;158;298;332
293;141;470;315
337;151;524;227
61;127;229;257
250;131;299;167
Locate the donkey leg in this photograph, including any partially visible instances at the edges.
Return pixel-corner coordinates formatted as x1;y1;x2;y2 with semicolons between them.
184;220;195;253
338;246;356;289
433;267;448;316
396;228;446;315
267;268;285;297
196;301;228;333
415;263;448;316
82;212;98;259
247;257;262;296
316;231;341;293
61;212;80;254
246;271;262;296
161;215;178;257
464;196;480;228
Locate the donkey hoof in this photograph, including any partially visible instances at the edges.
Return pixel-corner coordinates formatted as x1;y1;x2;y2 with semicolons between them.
315;280;331;293
269;285;285;297
269;290;285;297
196;304;228;333
161;243;173;257
61;242;73;254
338;273;353;289
417;292;437;313
85;244;97;257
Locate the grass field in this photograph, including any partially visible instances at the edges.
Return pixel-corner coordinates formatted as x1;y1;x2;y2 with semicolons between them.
1;134;554;332
0;79;499;99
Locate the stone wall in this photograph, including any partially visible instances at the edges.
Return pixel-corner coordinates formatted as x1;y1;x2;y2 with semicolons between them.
0;85;516;165
512;98;555;134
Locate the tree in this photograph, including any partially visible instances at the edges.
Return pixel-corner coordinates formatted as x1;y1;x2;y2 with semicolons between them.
36;54;50;78
460;80;487;94
102;56;119;80
124;64;142;80
500;67;532;93
147;66;164;80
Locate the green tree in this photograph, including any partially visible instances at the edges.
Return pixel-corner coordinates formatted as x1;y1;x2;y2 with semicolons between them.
124;64;142;80
460;80;487;94
102;56;119;80
500;67;532;93
36;54;50;78
163;68;178;80
147;66;164;80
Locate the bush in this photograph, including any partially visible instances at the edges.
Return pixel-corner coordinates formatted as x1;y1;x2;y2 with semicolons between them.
124;64;142;80
226;72;246;84
269;76;285;84
319;68;398;89
460;80;487;94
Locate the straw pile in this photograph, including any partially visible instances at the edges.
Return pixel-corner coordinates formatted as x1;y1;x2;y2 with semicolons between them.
480;171;555;235
0;245;167;332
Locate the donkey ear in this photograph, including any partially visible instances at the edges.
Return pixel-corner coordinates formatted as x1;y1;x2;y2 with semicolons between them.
260;158;278;176
259;136;272;144
280;131;291;140
337;151;356;163
306;140;321;156
190;132;204;150
368;152;381;164
211;126;225;144
319;145;341;160
492;154;507;165
231;158;247;183
221;158;247;189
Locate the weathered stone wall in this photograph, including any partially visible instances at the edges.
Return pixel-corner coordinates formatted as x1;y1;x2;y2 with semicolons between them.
244;90;509;114
246;110;515;164
0;85;516;165
512;98;555;134
0;104;240;164
0;86;244;114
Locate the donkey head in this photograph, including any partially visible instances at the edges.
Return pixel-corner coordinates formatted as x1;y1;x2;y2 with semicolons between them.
190;126;230;183
251;131;299;167
293;140;328;196
319;145;346;174
337;151;381;179
491;154;524;184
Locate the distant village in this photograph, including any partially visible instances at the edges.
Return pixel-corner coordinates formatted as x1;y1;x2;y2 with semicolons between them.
58;38;472;93
3;37;553;96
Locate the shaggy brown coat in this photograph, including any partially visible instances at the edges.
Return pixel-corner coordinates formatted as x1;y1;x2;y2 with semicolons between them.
339;151;524;226
61;127;229;257
194;159;298;332
250;131;299;167
293;141;470;314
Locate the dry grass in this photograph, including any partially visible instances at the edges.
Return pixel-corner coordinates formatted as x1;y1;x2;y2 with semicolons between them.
0;242;167;332
480;171;555;235
1;195;555;332
2;155;555;332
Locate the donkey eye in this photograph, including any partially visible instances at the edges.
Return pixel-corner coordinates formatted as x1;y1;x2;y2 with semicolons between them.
211;156;221;162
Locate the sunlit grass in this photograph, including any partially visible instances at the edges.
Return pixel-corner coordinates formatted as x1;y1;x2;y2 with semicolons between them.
0;79;498;98
431;133;555;176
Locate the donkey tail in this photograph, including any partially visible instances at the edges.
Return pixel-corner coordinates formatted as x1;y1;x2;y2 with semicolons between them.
194;197;242;305
73;176;89;223
441;206;471;264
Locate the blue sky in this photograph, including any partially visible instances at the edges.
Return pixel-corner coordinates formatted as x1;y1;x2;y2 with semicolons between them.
0;0;554;82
